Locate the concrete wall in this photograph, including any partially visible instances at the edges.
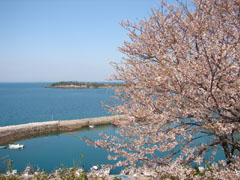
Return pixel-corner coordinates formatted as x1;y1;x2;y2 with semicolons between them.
0;115;123;145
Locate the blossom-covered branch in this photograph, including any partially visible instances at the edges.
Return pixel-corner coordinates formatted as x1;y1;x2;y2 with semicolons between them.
90;0;240;178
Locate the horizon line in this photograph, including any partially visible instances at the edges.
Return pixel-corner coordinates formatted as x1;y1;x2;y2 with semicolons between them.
0;81;121;83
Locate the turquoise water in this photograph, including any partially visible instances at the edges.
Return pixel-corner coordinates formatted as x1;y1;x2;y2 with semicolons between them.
0;83;226;174
0;83;121;173
0;83;115;126
0;125;121;174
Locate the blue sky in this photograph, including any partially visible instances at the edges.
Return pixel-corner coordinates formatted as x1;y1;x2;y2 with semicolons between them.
0;0;159;82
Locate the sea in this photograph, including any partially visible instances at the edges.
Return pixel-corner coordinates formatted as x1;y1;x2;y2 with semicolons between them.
0;83;226;174
0;82;121;174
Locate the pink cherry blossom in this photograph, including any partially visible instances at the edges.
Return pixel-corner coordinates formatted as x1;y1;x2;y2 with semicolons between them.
89;0;240;179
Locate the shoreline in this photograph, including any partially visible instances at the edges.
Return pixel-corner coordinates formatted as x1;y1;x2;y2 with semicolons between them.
0;115;124;145
45;85;118;89
45;81;124;89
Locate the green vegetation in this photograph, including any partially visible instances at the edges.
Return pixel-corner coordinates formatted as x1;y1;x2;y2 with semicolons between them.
0;168;88;180
46;81;124;89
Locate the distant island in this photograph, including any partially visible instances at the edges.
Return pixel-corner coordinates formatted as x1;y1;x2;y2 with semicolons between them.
45;81;124;89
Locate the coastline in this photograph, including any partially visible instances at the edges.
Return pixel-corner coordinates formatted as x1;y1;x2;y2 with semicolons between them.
45;85;119;89
45;82;124;89
0;115;124;145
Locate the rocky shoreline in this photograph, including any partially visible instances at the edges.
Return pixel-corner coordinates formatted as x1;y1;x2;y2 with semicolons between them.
0;166;153;180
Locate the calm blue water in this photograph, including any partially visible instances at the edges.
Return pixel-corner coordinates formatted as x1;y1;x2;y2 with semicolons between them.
0;83;121;173
0;83;226;174
0;125;121;174
0;83;114;126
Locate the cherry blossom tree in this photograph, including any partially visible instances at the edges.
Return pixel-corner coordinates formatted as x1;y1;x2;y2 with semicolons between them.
93;0;240;178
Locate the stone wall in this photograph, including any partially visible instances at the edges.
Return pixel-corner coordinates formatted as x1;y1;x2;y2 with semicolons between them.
0;115;123;145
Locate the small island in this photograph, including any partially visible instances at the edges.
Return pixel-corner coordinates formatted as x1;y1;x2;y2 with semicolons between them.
45;81;124;89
